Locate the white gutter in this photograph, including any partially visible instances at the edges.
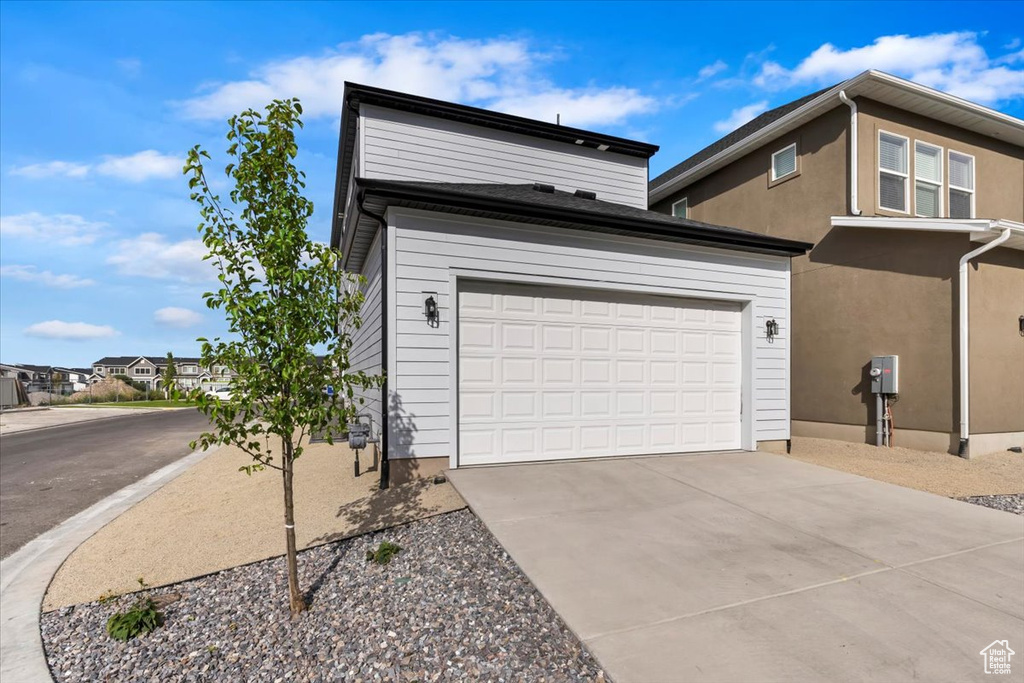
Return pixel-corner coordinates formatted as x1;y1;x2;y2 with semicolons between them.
958;228;1013;457
838;91;861;215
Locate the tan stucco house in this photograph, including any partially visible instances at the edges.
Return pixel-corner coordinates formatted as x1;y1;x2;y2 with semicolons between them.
650;70;1024;457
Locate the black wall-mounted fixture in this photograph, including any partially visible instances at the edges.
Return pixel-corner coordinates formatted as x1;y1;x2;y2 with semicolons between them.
423;293;439;327
1019;315;1024;337
766;318;779;342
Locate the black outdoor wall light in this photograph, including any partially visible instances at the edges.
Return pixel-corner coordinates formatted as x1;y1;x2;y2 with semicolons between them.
766;318;779;342
423;293;439;327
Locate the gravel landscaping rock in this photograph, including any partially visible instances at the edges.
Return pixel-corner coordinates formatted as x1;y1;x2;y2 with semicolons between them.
42;509;606;682
956;493;1024;515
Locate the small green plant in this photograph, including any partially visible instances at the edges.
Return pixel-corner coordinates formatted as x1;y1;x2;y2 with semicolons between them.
366;541;402;565
105;578;164;642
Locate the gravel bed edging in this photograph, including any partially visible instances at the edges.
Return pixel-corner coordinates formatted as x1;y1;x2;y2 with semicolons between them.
42;509;607;682
955;493;1024;515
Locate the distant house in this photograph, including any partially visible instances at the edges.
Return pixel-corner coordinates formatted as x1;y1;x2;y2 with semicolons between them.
0;363;89;395
91;356;233;392
649;70;1023;457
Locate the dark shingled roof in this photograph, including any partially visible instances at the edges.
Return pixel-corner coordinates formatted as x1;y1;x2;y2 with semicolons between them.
650;84;838;192
356;179;811;256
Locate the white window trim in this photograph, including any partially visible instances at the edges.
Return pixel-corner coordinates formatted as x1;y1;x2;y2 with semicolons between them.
948;149;976;219
770;142;798;181
671;197;688;219
914;140;944;218
878;130;910;214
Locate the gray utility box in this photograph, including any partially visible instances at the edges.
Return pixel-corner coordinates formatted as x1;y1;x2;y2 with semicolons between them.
347;422;371;450
870;355;899;394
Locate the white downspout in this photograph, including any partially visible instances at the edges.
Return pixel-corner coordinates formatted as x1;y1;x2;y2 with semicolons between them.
838;91;861;216
958;228;1013;457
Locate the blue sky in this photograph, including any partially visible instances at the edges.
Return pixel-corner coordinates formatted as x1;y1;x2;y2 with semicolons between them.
2;1;1022;367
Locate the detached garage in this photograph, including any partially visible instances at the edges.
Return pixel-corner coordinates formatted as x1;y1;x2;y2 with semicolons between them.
332;83;810;485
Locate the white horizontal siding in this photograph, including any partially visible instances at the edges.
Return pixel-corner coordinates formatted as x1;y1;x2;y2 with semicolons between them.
348;228;383;437
386;209;794;459
361;104;648;209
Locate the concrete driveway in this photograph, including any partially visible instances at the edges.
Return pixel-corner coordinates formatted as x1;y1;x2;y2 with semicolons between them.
448;452;1024;683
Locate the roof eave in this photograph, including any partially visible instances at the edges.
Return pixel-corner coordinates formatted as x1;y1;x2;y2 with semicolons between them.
649;80;853;203
830;215;1024;250
650;70;1024;204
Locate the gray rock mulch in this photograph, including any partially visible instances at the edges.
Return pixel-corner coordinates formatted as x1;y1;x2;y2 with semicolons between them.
956;493;1024;515
42;509;606;682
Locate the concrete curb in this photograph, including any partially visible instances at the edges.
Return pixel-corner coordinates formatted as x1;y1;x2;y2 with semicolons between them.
0;445;220;682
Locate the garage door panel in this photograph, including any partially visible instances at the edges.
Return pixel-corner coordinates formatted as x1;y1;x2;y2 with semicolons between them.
542;324;575;351
501;322;538;351
542;392;575;419
459;282;742;466
460;321;496;350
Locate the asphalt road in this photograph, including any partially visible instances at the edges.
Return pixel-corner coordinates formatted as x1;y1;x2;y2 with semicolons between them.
0;409;212;559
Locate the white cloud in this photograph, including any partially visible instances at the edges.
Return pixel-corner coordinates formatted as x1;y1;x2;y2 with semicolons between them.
9;150;182;182
106;233;211;282
0;264;95;288
0;212;105;246
698;60;728;81
24;320;118;340
754;32;1024;104
154;306;202;328
116;57;142;78
10;161;90;179
95;150;182;181
714;100;769;133
177;32;657;128
488;87;656;127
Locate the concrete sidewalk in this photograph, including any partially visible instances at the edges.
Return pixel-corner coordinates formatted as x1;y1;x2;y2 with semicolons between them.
449;452;1024;683
0;405;164;435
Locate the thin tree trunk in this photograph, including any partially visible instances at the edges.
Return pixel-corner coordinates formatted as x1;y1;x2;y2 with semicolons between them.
282;437;306;616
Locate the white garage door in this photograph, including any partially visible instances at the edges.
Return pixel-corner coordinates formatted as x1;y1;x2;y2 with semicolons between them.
457;281;742;466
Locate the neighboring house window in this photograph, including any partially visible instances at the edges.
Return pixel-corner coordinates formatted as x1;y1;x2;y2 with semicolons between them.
949;150;975;219
672;197;688;218
771;143;798;181
914;141;943;218
878;131;909;212
135;367;152;375
94;366;103;373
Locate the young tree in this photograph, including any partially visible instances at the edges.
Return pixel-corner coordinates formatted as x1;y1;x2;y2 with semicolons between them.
162;353;177;399
184;98;379;617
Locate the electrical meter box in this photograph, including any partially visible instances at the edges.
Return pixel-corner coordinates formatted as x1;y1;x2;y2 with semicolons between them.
870;355;899;394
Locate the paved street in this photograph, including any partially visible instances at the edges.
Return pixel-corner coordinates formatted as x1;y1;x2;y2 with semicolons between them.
0;409;211;558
